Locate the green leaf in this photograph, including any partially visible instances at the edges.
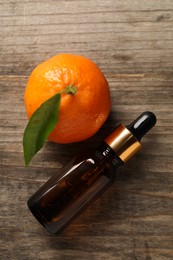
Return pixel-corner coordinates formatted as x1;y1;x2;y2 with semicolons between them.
23;93;61;166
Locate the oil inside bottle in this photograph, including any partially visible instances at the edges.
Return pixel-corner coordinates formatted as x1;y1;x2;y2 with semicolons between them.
28;142;122;233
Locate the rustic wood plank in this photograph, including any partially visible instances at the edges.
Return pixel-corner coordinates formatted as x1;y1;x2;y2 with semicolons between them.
1;0;173;259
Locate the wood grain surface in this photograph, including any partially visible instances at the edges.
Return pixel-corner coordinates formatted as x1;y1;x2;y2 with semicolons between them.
1;0;173;259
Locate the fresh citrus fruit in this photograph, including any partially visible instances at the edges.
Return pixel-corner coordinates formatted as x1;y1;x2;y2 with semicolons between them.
24;53;111;143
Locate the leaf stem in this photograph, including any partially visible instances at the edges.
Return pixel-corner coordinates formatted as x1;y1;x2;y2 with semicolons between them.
59;85;77;95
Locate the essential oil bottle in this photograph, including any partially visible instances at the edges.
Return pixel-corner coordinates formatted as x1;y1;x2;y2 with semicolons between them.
27;111;156;234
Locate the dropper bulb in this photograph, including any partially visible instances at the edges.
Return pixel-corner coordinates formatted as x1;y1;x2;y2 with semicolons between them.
127;111;157;141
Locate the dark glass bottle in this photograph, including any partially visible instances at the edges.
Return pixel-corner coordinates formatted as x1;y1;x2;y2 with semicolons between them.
27;111;156;234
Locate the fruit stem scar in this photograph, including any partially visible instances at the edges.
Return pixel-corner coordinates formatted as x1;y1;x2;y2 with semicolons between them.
60;86;77;95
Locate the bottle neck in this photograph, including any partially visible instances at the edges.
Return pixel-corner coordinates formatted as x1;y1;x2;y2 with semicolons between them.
98;141;124;168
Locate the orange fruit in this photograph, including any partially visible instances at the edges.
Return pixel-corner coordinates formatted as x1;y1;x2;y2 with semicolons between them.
24;53;111;143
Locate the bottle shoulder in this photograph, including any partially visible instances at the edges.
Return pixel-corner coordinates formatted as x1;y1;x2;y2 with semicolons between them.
74;141;123;169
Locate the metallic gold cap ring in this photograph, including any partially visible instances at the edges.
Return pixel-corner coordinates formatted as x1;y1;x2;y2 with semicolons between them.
104;124;142;163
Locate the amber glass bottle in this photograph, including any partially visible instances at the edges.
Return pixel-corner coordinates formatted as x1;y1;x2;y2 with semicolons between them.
27;111;156;233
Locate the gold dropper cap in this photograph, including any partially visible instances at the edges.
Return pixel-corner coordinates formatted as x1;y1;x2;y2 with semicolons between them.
104;124;141;163
104;111;157;163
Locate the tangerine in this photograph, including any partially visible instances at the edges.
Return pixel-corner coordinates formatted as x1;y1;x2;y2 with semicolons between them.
24;53;111;143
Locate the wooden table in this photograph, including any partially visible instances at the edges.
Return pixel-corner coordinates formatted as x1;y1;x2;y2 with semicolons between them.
1;1;173;259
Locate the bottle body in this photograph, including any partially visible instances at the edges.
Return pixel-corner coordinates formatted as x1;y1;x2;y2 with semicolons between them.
27;142;123;233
